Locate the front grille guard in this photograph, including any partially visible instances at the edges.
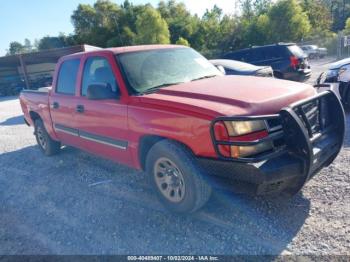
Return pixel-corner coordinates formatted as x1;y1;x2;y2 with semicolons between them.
280;91;345;180
210;91;345;167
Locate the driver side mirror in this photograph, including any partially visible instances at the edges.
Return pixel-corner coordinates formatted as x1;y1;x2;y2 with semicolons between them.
87;83;118;100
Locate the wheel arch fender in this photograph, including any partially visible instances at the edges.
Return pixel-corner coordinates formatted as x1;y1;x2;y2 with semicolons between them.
137;135;196;171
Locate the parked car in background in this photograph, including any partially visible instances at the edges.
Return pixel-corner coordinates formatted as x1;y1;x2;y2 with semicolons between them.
300;45;328;59
222;43;311;82
316;57;350;108
210;59;274;77
300;45;318;59
20;45;345;213
317;47;328;58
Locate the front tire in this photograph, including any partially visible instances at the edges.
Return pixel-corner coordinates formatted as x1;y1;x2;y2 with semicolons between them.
146;140;212;213
34;119;61;156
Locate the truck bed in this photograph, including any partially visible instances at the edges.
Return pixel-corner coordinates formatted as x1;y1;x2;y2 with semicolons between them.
19;88;51;128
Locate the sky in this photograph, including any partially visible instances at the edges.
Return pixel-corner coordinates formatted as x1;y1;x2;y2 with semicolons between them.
0;0;237;56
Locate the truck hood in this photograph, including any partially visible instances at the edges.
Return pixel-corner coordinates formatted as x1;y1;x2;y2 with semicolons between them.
137;75;316;117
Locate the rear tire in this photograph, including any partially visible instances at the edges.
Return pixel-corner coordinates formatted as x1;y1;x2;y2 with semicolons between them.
146;140;212;213
34;119;61;156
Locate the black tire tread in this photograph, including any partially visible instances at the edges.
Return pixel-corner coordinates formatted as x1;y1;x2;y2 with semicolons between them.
34;119;61;156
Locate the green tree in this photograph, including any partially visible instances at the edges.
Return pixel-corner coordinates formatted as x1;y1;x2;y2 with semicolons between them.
318;0;349;31
7;41;25;55
37;34;74;50
268;0;311;42
24;39;33;52
6;39;34;55
193;5;223;52
301;0;332;36
135;6;170;44
239;0;272;18
242;14;271;46
344;17;350;34
71;0;125;47
158;1;198;44
71;0;141;47
175;37;190;46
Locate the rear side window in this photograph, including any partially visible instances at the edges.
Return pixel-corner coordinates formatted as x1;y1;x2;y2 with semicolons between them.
56;59;80;95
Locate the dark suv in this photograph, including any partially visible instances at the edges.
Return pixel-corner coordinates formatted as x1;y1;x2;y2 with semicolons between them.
222;43;311;82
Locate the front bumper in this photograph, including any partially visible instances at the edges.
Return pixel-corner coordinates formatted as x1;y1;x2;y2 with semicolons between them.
283;66;311;82
205;91;345;195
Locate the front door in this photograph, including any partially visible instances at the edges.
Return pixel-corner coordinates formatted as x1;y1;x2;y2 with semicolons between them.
74;55;131;166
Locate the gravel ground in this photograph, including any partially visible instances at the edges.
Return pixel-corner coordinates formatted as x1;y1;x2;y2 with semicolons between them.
0;59;349;255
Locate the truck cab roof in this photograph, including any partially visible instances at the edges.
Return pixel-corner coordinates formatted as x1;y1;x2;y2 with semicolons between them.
61;44;184;60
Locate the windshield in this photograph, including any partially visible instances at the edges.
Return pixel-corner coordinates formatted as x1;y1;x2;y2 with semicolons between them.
117;48;222;93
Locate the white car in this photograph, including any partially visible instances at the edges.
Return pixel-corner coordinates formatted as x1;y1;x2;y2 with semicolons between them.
316;57;350;107
301;45;327;59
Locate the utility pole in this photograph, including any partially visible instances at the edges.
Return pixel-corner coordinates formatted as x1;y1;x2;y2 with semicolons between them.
18;54;30;90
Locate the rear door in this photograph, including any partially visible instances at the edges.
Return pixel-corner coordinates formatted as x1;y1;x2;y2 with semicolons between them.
49;58;81;147
74;54;131;166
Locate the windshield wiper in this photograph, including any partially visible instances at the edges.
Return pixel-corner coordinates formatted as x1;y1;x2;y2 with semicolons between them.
138;82;184;95
190;75;218;82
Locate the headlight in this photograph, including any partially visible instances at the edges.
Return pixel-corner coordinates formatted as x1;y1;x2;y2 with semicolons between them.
325;69;340;83
214;120;273;158
326;69;338;78
224;120;267;136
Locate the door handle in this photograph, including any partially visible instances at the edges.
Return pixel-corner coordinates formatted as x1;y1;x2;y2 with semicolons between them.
52;102;59;109
76;105;85;113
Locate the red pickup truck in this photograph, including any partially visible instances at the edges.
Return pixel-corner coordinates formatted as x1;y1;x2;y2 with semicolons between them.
20;45;345;213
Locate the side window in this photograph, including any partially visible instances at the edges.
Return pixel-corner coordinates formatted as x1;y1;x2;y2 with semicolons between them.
249;49;264;62
238;51;249;62
81;57;119;96
56;59;80;95
265;46;285;60
243;50;253;62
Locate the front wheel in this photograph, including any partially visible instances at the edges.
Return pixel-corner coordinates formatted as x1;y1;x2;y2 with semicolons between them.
146;140;212;213
34;119;61;156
